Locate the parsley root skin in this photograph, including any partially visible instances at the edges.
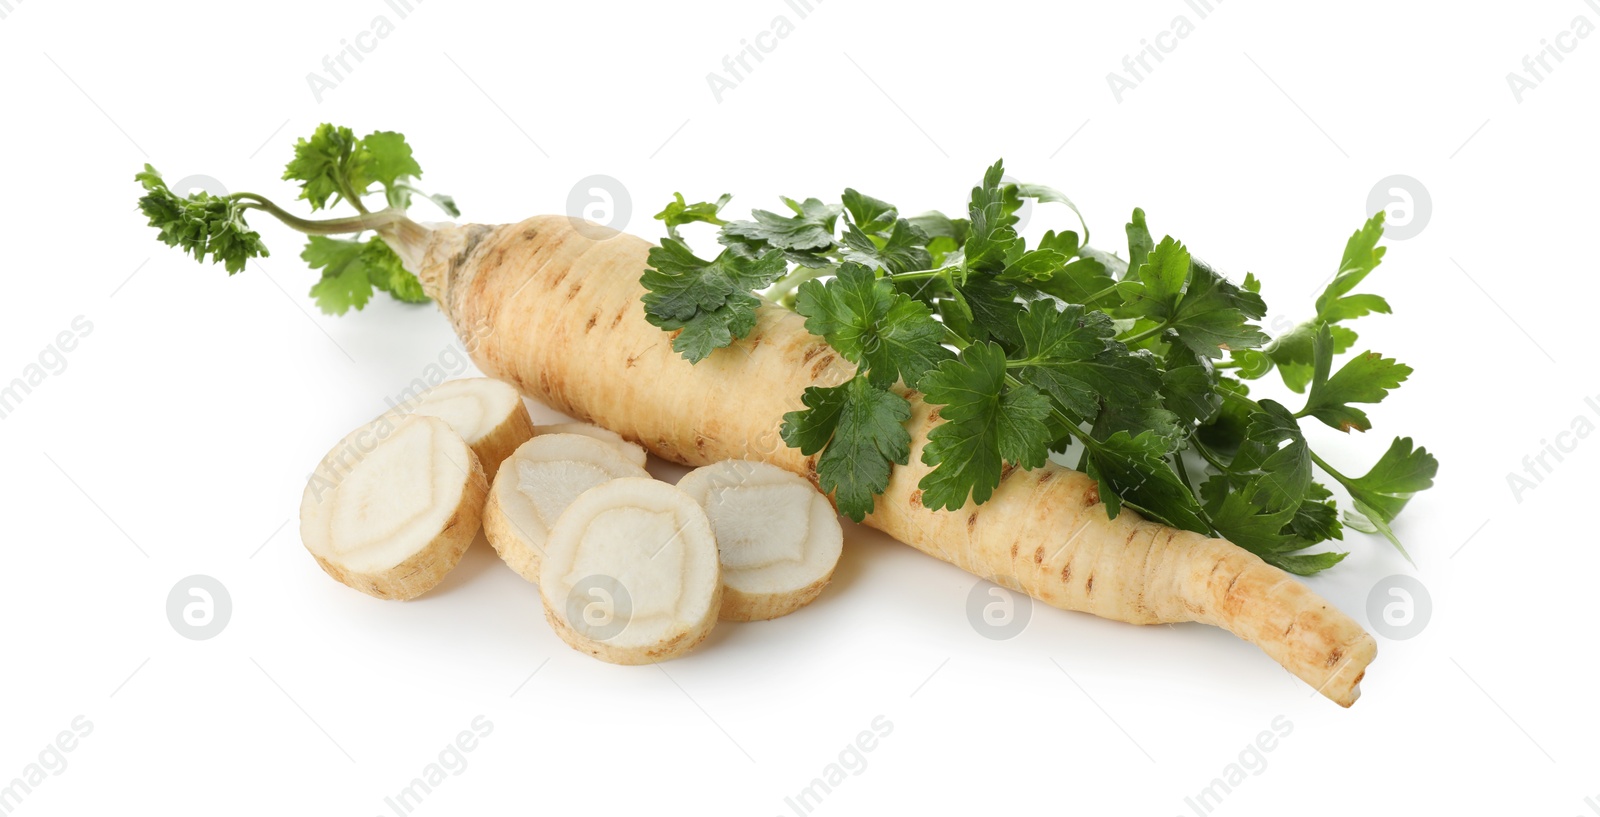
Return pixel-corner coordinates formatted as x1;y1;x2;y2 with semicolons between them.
403;216;1374;705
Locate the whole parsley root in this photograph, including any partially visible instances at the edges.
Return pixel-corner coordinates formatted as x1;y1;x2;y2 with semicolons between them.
138;126;1442;704
401;215;1374;704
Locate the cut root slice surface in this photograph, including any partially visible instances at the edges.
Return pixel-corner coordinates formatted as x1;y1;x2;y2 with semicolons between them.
539;478;721;664
537;422;648;468
676;459;843;621
401;377;533;477
484;433;650;582
300;414;487;600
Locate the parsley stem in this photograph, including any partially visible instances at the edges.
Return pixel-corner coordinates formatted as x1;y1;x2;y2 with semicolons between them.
235;194;408;236
1117;321;1170;345
892;266;959;282
1308;450;1350;482
1081;284;1120;305
1171;452;1194;491
764;265;829;304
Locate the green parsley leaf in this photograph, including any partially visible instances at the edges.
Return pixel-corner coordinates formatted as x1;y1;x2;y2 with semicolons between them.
839;219;932;274
780;374;913;521
640;239;787;362
723;197;840;251
135;164;268;274
918;342;1053;510
841;188;899;235
1083;431;1209;532
1011;300;1160;421
795;263;952;389
963;160;1021;272
1330;436;1437;560
1302;324;1412;432
655;193;731;240
300;235;428;315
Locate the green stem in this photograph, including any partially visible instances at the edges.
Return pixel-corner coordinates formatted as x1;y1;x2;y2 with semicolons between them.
1308;450;1350;483
1080;284;1120;305
1172;452;1194;491
892;265;959;282
1117;321;1170;346
236;194;406;236
1215;360;1242;369
764;265;829;304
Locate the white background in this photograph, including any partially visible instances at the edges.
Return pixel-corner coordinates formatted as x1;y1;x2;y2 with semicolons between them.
1;0;1596;814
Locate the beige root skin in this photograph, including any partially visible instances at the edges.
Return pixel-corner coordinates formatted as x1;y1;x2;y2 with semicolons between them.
408;216;1376;705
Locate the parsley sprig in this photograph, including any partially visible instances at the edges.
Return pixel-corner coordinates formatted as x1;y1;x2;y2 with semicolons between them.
135;124;458;314
642;161;1436;573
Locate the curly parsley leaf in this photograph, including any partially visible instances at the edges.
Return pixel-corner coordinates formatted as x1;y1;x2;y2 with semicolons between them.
795;263;952;389
917;342;1053;510
135;165;268;274
781;374;913;521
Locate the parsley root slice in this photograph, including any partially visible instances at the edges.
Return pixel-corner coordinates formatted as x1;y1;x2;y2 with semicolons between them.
399;216;1374;704
483;434;650;582
676;460;843;622
299;415;488;600
539;478;722;664
403;377;534;477
535;422;649;468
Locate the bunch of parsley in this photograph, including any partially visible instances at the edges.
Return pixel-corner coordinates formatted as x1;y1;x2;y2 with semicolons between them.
641;162;1436;574
136;125;457;314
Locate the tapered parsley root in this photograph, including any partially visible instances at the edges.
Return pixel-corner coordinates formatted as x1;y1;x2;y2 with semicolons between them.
403;377;534;477
539;478;722;664
536;422;648;468
677;460;842;621
483;434;650;582
401;216;1375;704
300;415;487;600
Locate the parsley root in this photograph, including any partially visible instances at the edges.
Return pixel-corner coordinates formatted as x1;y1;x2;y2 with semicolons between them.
535;422;649;468
539;478;722;664
677;459;843;621
483;433;650;582
400;216;1375;704
300;415;487;600
403;377;533;477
